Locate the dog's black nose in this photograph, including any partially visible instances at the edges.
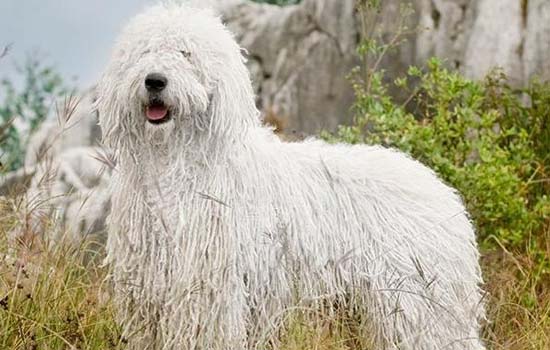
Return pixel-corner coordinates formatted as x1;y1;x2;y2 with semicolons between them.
145;73;167;92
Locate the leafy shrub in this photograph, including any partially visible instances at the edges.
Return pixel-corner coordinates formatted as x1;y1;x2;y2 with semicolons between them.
325;56;550;261
0;57;70;171
322;1;550;268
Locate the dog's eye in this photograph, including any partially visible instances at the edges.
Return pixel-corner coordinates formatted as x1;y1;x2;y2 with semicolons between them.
180;50;191;58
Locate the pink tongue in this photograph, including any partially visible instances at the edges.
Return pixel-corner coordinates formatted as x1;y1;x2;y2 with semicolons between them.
146;105;168;121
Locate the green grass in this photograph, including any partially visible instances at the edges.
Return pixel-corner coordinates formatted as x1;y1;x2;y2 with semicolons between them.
0;199;123;350
1;197;549;349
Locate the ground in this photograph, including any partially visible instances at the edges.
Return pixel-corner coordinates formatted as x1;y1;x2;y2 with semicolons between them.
0;200;548;349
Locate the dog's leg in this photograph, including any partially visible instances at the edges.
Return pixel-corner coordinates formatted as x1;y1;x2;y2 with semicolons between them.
363;277;485;350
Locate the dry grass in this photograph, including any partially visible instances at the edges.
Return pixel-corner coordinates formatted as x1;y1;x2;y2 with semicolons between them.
0;199;123;350
482;247;550;349
0;194;548;349
276;245;550;350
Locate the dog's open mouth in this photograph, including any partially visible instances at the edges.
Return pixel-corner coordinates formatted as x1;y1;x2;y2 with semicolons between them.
145;100;171;124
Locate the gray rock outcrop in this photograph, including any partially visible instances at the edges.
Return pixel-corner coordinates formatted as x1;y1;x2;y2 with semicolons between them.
221;0;550;134
418;0;550;85
24;91;102;168
2;90;110;245
524;0;550;82
222;0;359;134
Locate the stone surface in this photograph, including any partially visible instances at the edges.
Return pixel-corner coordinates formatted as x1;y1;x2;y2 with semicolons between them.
23;146;111;244
222;0;358;134
406;0;549;84
24;90;101;167
524;0;550;82
415;0;475;69
462;0;524;85
221;0;550;135
1;90;110;244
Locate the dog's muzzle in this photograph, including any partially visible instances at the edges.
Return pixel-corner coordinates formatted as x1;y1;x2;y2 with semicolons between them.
144;73;171;124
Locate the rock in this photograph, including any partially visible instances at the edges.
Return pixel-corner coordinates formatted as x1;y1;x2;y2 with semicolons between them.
0;167;35;196
14;146;111;246
3;90;109;246
24;89;101;167
62;178;111;245
462;0;524;85
221;0;550;135
222;0;358;134
415;0;475;70
524;0;550;82
415;0;550;84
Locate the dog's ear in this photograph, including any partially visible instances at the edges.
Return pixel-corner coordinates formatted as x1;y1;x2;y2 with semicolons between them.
95;69;130;154
207;47;260;140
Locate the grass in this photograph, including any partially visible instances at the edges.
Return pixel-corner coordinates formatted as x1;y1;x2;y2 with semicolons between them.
0;199;124;350
482;247;550;349
1;196;549;349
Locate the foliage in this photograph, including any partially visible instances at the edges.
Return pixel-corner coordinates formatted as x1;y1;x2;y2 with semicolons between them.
320;2;550;347
0;57;71;171
320;4;550;347
0;199;123;349
328;59;550;254
326;0;550;259
0;1;548;349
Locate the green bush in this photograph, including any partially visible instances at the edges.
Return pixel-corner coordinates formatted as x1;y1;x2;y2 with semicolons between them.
0;58;70;171
325;57;550;262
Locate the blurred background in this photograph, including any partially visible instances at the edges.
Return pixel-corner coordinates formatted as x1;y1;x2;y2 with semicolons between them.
0;1;549;349
226;0;550;132
0;0;154;88
2;0;549;133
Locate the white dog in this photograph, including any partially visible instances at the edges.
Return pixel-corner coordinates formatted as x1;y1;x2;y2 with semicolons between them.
96;3;486;349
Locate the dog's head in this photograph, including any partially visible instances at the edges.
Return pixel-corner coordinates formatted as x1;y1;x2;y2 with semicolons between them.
96;4;259;153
